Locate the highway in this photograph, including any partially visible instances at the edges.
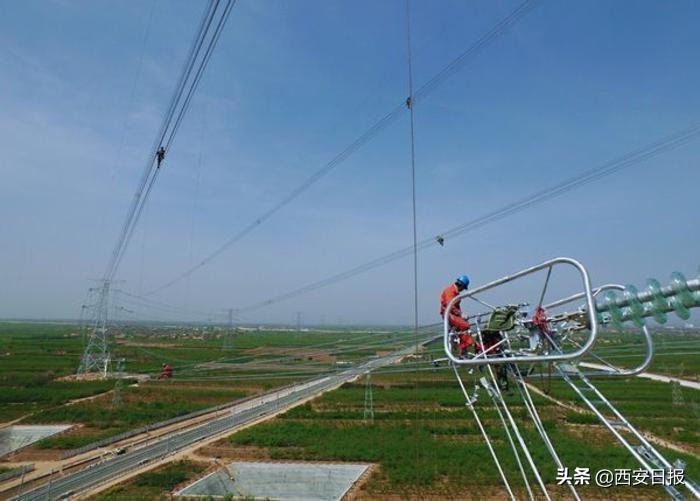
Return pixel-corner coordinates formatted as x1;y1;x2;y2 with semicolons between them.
13;340;431;500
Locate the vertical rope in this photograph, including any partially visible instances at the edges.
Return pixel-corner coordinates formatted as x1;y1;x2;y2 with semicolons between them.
405;0;421;488
405;0;419;344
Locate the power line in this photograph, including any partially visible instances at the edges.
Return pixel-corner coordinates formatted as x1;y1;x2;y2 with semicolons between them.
161;338;441;381
114;290;223;320
184;328;437;374
105;0;229;282
108;0;237;280
166;358;451;383
139;323;442;378
79;0;235;374
235;123;700;312
144;0;541;296
163;1;236;152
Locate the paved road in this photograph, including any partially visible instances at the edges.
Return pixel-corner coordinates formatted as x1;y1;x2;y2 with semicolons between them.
13;341;430;500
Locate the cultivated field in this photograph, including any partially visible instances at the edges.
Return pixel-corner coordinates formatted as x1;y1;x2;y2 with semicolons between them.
202;367;699;499
0;322;413;457
2;322;698;500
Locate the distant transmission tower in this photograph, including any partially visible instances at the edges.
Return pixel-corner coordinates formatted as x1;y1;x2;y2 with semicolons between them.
671;363;685;407
222;308;236;350
75;0;234;377
112;358;125;408
363;373;374;423
78;280;112;377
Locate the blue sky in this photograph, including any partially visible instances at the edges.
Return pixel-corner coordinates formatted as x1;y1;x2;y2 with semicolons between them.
0;0;698;325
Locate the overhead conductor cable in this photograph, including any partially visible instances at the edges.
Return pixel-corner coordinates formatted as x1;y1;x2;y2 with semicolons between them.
145;0;541;295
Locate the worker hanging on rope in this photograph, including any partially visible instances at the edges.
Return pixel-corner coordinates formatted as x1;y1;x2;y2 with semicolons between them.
440;275;474;357
156;146;166;168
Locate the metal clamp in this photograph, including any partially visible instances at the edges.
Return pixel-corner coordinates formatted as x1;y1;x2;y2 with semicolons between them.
544;284;653;377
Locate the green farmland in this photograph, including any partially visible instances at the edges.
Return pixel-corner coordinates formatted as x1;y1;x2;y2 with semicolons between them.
0;321;414;452
225;364;700;499
2;321;698;499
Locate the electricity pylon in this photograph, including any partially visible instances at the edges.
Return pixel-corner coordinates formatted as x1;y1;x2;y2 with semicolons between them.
222;308;237;350
112;358;125;408
78;280;112;377
363;373;374;423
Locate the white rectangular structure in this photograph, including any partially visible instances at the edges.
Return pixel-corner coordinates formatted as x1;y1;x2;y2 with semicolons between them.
177;461;369;501
0;425;72;456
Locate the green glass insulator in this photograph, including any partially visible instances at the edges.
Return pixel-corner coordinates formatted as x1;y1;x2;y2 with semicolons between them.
643;303;656;321
648;303;668;324
623;285;645;327
647;279;668;324
670;296;691;320
670;272;694;307
604;291;624;329
621;307;642;327
648;278;664;301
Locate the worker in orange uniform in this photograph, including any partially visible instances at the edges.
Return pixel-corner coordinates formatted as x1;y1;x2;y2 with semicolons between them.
440;275;473;357
159;363;173;380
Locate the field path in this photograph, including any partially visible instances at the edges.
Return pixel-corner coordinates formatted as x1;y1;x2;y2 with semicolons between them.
525;383;699;458
579;363;700;390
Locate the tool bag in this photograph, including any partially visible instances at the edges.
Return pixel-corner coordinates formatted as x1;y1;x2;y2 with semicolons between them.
483;306;518;333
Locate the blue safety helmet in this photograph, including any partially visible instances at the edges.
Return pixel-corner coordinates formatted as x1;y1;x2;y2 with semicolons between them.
456;275;470;289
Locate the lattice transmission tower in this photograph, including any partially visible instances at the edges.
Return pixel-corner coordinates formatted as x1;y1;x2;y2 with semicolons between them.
78;280;112;377
112;358;125;407
222;308;237;350
363;373;374;423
